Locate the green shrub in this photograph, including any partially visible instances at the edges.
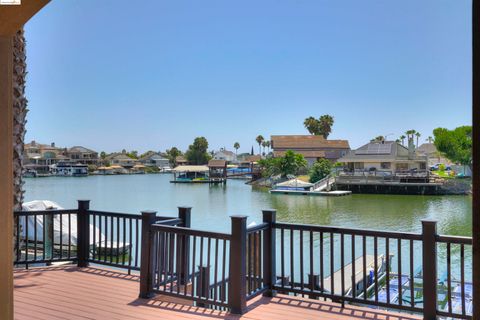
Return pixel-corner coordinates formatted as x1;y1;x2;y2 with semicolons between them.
309;159;332;183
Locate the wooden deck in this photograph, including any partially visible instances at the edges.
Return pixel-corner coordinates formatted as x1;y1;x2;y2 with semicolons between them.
14;265;421;320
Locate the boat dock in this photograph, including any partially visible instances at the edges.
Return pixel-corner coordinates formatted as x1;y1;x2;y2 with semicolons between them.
270;189;352;196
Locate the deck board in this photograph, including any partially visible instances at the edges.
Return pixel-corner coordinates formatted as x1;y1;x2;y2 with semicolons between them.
14;266;421;320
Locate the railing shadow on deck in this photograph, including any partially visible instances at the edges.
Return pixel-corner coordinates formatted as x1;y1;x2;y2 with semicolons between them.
269;295;421;320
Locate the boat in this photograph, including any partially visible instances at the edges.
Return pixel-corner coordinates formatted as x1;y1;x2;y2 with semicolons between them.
50;161;88;177
19;200;130;260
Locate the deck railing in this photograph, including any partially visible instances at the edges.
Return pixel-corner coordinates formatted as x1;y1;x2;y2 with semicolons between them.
14;203;473;319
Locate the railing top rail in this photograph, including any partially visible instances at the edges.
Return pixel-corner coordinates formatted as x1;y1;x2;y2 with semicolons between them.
273;221;423;240
151;223;231;240
436;234;473;245
247;222;269;234
156;218;182;226
87;210;142;219
14;209;78;216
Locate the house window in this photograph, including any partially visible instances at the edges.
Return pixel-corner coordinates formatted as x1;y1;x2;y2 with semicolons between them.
354;162;364;169
381;162;391;169
420;162;426;170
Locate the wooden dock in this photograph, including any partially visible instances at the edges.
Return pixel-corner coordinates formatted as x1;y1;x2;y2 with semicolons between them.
323;255;386;296
270;189;352;196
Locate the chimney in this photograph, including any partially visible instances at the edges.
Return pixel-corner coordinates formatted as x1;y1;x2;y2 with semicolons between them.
408;137;415;160
51;142;55;148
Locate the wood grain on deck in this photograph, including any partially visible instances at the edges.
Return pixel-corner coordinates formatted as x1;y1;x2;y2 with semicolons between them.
14;266;421;320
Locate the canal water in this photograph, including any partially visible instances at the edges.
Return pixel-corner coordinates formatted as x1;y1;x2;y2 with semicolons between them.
23;174;473;292
24;174;472;236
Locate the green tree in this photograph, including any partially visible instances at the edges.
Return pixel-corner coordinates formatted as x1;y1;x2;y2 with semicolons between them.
371;136;385;142
433;126;472;170
309;159;332;183
399;135;406;146
265;140;271;154
303;115;334;138
415;132;421;148
233;142;240;155
427;136;434;143
166;147;181;167
255;135;264;155
126;150;138;159
185;137;211;165
259;150;307;177
100;151;107;159
303;116;319;135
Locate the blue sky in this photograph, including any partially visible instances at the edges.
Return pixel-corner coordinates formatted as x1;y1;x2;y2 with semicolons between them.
24;0;471;153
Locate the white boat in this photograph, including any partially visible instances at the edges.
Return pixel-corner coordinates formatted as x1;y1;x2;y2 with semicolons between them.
20;200;130;256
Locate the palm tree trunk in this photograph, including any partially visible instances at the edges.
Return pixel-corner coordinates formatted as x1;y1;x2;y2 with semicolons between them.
13;29;28;258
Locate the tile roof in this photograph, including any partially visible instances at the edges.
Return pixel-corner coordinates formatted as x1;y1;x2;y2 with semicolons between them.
271;135;350;149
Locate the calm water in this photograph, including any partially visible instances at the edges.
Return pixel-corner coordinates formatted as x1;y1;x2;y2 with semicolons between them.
24;174;472;236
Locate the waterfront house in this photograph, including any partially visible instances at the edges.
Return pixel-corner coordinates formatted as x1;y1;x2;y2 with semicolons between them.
175;156;188;165
338;140;428;173
213;148;236;163
24;141;69;175
66;146;99;165
416;143;451;166
106;152;137;169
271;135;350;166
138;152;170;168
171;165;209;182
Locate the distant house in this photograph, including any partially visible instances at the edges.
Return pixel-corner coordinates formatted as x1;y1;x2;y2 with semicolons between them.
213;149;236;163
416;143;449;166
176;156;188;166
24;141;68;174
106;152;137;169
271;135;350;166
138;152;170;168
66;146;99;165
338;140;428;173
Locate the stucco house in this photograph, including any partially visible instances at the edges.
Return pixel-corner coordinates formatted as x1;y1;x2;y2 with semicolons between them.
213;148;236;163
338;140;428;173
106;152;137;169
66;146;99;165
139;152;170;168
271;135;350;166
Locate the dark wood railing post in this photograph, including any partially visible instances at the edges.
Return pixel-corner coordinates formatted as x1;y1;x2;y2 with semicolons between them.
308;274;320;299
178;207;191;285
422;219;438;320
77;200;90;268
262;209;276;297
229;215;247;314
139;210;157;299
196;265;210;308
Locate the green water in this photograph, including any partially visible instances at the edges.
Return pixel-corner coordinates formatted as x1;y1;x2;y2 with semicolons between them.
24;174;472;236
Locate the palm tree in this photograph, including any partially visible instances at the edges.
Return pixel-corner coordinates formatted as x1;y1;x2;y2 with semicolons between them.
265;140;271;154
13;29;28;212
12;29;28;258
233;142;240;156
318;114;334;138
303;116;318;135
415;132;421;148
255;135;264;155
426;136;433;143
400;135;406;146
261;141;267;156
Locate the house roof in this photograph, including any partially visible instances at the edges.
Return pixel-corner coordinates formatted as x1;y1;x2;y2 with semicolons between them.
208;160;227;168
417;143;437;155
173;165;209;172
271;135;350;149
68;146;96;154
244;155;262;163
273;150;326;158
338;141;427;162
106;153;134;161
176;156;187;163
215;150;235;156
138;152;166;162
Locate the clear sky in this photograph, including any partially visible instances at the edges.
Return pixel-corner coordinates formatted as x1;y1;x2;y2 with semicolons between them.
24;0;472;153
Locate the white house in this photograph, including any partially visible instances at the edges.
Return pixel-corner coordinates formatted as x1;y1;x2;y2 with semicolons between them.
213;148;236;163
